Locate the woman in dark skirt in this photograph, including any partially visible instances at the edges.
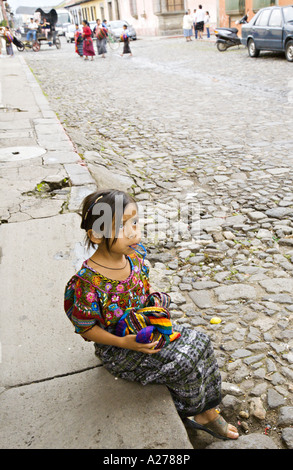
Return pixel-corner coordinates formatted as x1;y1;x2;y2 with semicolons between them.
74;24;83;57
64;190;239;441
95;19;107;58
120;24;132;57
3;26;14;56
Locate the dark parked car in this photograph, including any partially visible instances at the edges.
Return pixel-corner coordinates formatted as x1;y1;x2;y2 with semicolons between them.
241;5;293;61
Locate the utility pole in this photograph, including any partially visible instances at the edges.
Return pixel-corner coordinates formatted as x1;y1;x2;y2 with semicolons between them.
0;0;8;23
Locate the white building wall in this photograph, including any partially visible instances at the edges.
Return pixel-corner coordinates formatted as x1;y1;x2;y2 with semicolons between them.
119;0;160;36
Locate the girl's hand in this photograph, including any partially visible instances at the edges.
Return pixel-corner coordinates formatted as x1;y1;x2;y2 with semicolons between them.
120;334;161;354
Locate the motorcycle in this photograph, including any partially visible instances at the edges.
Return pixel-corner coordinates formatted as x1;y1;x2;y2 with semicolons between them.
13;35;25;51
214;14;248;52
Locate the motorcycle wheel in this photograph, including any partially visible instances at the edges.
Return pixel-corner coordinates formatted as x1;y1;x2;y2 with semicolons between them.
17;42;25;52
248;39;259;58
55;37;61;49
217;42;227;52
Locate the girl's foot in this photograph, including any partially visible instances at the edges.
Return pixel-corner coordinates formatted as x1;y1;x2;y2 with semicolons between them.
190;408;239;440
194;414;239;439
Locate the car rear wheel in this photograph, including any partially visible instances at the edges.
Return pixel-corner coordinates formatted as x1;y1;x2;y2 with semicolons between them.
248;39;259;58
285;40;293;62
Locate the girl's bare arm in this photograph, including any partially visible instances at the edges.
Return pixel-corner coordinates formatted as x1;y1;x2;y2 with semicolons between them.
81;325;161;354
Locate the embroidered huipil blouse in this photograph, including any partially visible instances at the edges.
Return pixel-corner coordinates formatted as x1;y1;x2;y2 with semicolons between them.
82;25;92;38
64;254;150;338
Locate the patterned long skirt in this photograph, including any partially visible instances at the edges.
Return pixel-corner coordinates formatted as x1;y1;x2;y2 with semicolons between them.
122;39;131;54
76;39;83;56
6;43;13;56
97;37;107;55
94;325;222;417
83;37;95;57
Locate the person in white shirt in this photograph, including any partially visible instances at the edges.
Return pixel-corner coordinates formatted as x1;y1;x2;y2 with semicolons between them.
195;5;205;39
26;18;38;42
182;9;193;42
193;9;198;39
204;11;210;39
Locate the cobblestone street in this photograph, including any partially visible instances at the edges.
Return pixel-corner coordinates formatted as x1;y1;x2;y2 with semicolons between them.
23;36;293;449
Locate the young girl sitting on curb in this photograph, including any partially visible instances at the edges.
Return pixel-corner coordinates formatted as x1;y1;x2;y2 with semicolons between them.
64;189;239;440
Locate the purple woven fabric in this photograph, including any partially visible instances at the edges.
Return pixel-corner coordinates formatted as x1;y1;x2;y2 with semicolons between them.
136;326;155;344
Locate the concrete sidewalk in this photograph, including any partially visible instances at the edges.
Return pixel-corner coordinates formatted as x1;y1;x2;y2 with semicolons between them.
0;54;192;449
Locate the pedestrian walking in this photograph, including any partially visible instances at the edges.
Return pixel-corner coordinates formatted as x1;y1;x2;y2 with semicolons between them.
94;19;107;58
74;24;83;57
3;26;14;57
82;20;95;60
196;5;205;39
193;9;198;39
204;11;210;38
120;24;132;57
64;189;239;441
182;10;193;42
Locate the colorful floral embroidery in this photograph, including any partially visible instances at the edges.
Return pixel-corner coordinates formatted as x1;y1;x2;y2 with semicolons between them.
108;303;119;311
64;255;150;336
92;276;102;286
86;292;97;303
76;287;82;298
114;308;123;318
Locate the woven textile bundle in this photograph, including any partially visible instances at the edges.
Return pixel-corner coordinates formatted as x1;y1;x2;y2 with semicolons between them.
4;32;13;43
115;292;181;349
97;27;107;39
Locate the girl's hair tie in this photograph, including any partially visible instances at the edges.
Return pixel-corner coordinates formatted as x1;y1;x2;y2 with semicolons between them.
83;195;103;222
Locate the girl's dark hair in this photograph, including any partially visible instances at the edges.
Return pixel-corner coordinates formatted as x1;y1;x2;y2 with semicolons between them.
80;189;136;250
